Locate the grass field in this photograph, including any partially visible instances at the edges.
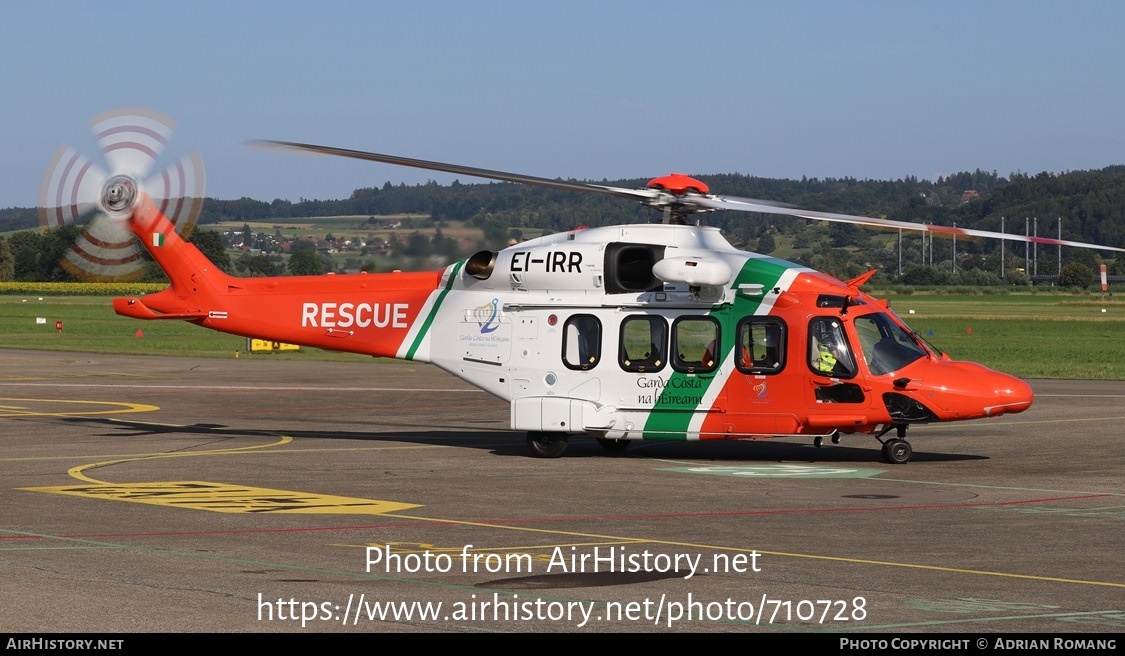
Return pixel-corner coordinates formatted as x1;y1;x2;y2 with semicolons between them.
1;292;1122;379
878;292;1124;379
0;295;373;362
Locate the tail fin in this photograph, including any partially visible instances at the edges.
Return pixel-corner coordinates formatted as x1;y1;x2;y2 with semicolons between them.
113;193;231;321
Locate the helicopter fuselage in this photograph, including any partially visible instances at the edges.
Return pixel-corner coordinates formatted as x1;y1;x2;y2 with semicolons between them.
115;201;1033;462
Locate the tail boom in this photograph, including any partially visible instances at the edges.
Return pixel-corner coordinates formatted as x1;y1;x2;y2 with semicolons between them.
115;194;447;359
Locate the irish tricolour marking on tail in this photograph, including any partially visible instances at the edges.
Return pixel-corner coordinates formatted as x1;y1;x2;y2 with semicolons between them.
152;233;166;247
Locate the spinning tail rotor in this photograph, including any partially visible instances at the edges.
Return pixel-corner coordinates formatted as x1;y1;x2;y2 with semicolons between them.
39;108;205;281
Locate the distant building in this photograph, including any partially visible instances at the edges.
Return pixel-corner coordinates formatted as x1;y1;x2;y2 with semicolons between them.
960;190;980;203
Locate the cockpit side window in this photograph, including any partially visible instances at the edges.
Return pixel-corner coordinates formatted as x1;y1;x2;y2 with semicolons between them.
562;315;601;370
854;313;927;376
808;317;857;378
620;316;667;373
736;317;786;375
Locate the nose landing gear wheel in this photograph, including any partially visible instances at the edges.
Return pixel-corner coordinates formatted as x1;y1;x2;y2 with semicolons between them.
527;432;568;458
882;438;912;464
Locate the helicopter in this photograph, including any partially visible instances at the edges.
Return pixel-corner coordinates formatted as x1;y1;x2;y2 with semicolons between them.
41;109;1125;463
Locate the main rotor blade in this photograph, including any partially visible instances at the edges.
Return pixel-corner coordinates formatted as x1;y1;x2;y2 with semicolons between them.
253;139;1123;253
250;139;662;204
697;195;1125;253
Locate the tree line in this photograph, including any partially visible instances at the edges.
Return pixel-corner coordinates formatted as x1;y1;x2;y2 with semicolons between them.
2;166;1123;284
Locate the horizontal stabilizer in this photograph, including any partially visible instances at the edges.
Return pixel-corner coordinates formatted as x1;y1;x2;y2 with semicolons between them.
113;297;208;321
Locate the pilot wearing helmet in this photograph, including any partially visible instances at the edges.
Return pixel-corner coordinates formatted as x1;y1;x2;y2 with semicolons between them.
813;333;840;374
811;322;850;377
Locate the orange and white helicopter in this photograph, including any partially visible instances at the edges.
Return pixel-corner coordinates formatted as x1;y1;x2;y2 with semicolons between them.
42;110;1125;463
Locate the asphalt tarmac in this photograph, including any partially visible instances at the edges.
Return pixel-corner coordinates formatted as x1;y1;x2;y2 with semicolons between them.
1;349;1122;633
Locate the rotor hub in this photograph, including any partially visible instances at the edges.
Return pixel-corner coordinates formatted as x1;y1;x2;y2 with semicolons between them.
101;175;138;214
646;173;710;195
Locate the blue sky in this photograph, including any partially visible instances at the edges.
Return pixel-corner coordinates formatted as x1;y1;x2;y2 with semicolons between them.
3;1;1124;208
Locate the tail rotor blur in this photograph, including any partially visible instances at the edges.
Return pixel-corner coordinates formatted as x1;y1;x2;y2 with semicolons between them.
39;108;205;281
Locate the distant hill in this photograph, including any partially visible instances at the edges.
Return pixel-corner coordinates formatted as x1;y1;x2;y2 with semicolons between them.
5;166;1125;250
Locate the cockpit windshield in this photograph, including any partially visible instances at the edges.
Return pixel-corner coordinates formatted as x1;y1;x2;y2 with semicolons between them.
853;312;928;376
887;308;944;357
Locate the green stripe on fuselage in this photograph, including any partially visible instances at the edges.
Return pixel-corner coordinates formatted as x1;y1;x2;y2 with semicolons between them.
641;256;798;440
405;260;464;361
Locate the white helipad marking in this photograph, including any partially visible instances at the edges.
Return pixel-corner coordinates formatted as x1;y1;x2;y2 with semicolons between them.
660;463;882;478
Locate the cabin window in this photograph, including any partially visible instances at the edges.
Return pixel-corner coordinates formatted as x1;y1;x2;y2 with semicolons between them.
808;317;857;379
562;315;601;370
672;316;720;374
735;317;786;375
619;316;667;373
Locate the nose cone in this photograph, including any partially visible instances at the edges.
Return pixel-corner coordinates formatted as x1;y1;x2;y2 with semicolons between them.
920;361;1034;420
978;369;1034;417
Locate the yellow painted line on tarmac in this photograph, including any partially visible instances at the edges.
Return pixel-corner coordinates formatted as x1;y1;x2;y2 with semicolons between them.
22;481;419;515
66;434;296;484
0;398;158;418
36;433;419;516
387;513;1125;590
14;408;1120;587
397;540;644;552
25;431;419;517
0;443;461;464
334;538;645;552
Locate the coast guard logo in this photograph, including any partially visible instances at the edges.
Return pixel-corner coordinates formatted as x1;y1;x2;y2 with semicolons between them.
474;298;500;334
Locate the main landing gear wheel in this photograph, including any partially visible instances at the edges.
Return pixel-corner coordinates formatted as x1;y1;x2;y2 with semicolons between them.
882;438;912;464
814;431;841;448
527;432;568;458
596;437;630;451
